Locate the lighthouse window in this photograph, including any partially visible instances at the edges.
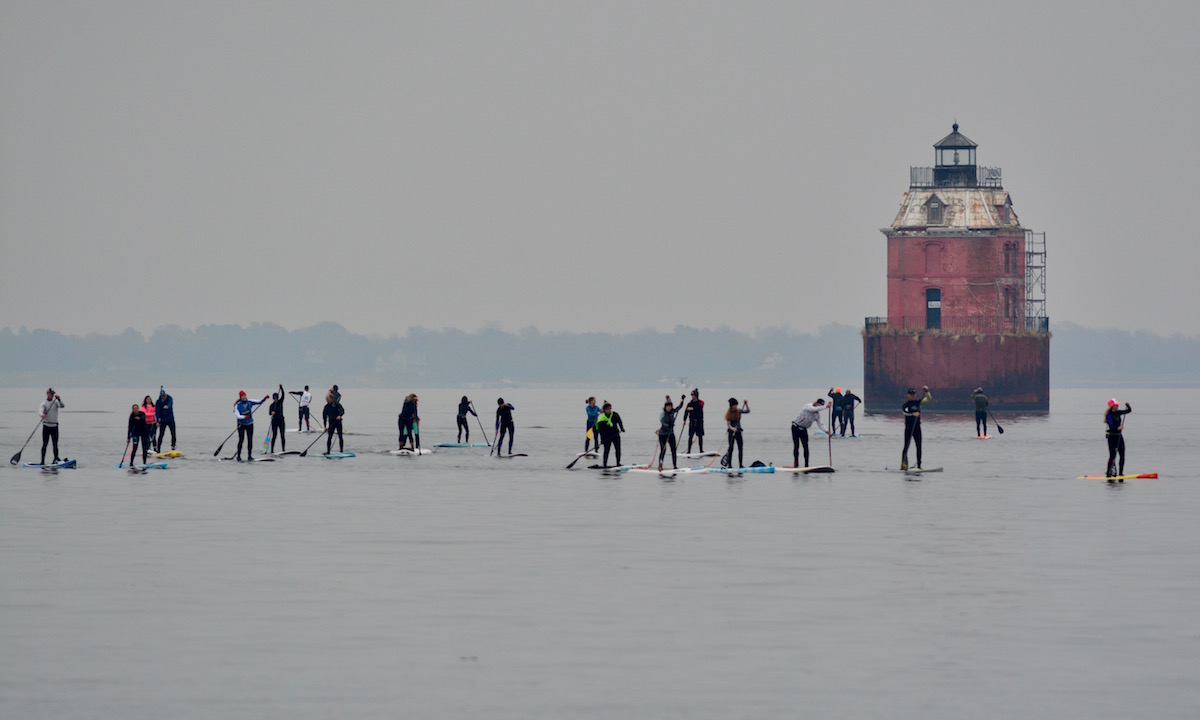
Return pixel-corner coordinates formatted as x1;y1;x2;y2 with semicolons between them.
928;201;942;224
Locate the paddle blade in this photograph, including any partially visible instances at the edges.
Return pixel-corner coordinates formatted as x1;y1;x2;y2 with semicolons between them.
9;450;20;465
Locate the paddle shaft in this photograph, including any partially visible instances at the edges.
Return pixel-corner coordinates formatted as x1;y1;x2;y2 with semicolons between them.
988;409;1004;434
470;403;492;446
9;402;53;465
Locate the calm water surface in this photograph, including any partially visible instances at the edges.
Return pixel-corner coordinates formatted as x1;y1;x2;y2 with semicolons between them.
1;387;1198;718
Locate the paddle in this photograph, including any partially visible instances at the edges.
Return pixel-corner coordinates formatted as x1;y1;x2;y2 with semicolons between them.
299;424;327;457
676;393;689;446
212;396;268;457
9;410;48;466
470;403;492;446
116;438;132;469
988;410;1005;434
827;403;834;467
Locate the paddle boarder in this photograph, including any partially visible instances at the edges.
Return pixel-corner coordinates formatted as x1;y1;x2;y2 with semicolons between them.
595;401;624;466
234;390;268;462
791;398;828;468
723;398;751;469
141;395;158;452
1104;398;1133;479
324;391;345;454
901;386;932;471
38;388;64;466
289;385;313;431
972;387;989;437
269;384;287;453
495;398;516;455
657;398;679;471
841;389;861;437
127;403;151;466
683;388;705;453
457;396;477;443
827;388;845;436
398;394;419;450
585;397;601;452
155;387;176;451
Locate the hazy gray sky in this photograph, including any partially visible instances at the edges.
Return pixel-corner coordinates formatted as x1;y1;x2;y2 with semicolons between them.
3;1;1198;337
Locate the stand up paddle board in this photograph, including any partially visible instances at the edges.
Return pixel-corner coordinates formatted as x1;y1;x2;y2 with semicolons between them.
390;448;432;456
432;442;491;448
896;466;943;475
270;451;302;457
679;451;719;458
975;435;991;440
708;466;775;475
495;453;528;459
221;456;276;462
23;459;77;469
1077;473;1157;480
120;461;168;470
154;450;183;458
781;465;835;474
321;452;356;459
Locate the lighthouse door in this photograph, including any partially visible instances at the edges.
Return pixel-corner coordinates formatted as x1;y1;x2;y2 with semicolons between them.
926;288;942;329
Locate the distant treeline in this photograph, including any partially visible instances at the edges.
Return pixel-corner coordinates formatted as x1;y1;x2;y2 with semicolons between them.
0;321;1194;388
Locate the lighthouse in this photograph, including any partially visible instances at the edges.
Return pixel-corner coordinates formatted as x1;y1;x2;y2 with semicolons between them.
863;124;1049;412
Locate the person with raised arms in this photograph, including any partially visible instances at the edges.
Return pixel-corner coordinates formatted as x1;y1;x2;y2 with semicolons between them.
397;394;419;450
38;388;65;466
901;386;932;471
723;397;751;469
657;397;680;472
1104;398;1133;479
141;395;158;452
234;390;269;462
324;391;345;455
791;398;828;468
495;398;516;455
268;384;287;453
841;389;861;437
683;388;705;453
594;401;624;467
155;387;177;451
457;396;477;444
827;388;844;436
584;396;601;453
289;385;313;432
971;387;989;438
127;403;151;466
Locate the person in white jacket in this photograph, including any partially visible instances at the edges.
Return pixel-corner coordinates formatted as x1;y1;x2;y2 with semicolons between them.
791;398;828;468
39;387;64;465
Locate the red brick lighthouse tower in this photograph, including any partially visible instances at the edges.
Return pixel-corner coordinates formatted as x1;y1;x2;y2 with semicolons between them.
863;124;1049;412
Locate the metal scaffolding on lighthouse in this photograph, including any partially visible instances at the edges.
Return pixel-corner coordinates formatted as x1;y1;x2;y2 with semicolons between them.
1025;230;1047;332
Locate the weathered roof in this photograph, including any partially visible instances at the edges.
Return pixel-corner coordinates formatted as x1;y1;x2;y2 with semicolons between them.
934;123;977;149
888;188;1021;231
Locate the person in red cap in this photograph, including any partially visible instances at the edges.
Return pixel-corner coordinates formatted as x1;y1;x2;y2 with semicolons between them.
1104;398;1132;479
234;390;269;461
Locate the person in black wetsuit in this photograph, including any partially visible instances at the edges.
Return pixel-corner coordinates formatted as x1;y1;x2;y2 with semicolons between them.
657;398;679;471
323;392;345;454
722;398;750;468
972;387;989;437
1104;398;1132;479
495;398;516;455
155;387;176;451
127;403;151;466
595;402;624;466
457;396;477;443
901;386;932;470
827;388;845;436
683;388;705;453
398;394;419;450
39;388;65;465
841;389;861;437
268;384;287;453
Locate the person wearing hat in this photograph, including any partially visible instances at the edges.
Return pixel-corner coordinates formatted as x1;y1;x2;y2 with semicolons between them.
791;398;828;468
288;385;313;432
594;401;625;466
683;388;705;453
827;388;845;435
39;388;64;465
657;397;680;471
1104;398;1133;479
901;386;932;471
841;388;862;437
722;397;751;468
155;386;176;451
234;390;269;461
268;384;287;453
971;387;989;437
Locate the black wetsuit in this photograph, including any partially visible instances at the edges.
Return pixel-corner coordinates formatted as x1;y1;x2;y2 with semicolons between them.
1105;405;1132;477
269;396;287;453
128;410;151;465
496;403;515;454
595;411;624;466
155;394;176;451
684;398;705;452
901;392;930;469
457;399;476;443
324;401;344;454
658;408;679;469
828;390;844;436
398;399;417;449
724;407;748;468
971;391;989;436
841;392;861;437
